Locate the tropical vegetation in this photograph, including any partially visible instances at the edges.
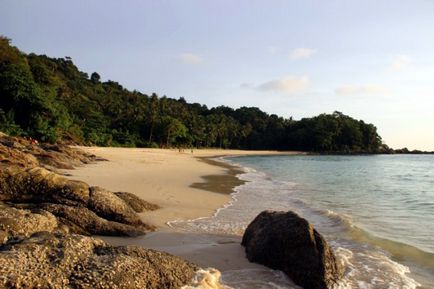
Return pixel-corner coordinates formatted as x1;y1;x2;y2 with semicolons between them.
0;36;383;153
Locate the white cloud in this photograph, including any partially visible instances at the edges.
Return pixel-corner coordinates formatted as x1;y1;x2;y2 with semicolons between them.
257;75;310;93
390;55;412;70
335;84;390;96
289;48;317;60
178;53;204;65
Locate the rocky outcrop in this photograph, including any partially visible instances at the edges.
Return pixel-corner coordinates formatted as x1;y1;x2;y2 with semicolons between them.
0;232;199;289
0;134;202;288
0;133;101;171
115;191;160;213
89;186;143;226
242;210;344;289
0;202;66;244
0;167;155;238
0;166;90;205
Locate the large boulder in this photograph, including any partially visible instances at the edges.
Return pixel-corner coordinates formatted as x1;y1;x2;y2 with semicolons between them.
0;202;65;244
114;191;160;213
89;186;143;226
0;166;156;236
0;232;199;289
0;166;90;205
29;203;150;236
0;133;99;171
242;210;344;289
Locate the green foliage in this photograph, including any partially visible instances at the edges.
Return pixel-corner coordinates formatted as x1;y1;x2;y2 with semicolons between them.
0;108;22;135
0;37;383;152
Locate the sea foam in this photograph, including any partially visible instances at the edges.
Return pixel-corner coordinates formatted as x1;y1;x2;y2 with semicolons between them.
182;268;233;289
177;156;424;288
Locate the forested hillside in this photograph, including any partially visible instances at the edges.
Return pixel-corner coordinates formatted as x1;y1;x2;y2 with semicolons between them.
0;37;383;152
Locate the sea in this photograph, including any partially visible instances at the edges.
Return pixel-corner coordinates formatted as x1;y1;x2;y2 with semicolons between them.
173;154;434;289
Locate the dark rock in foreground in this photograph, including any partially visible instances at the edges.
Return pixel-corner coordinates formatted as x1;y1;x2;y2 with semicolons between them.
0;232;198;289
242;210;344;289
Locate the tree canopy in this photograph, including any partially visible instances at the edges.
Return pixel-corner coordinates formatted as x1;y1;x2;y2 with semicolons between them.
0;37;383;153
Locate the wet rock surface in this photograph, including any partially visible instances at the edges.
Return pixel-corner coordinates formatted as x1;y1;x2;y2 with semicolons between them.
242;210;344;289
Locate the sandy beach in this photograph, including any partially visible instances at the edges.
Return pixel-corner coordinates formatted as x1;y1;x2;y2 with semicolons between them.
63;147;302;277
65;147;300;228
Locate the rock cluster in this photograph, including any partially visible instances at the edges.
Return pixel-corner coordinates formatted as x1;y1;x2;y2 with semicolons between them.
0;134;200;288
0;166;156;240
242;210;344;289
0;232;198;289
0;133;101;171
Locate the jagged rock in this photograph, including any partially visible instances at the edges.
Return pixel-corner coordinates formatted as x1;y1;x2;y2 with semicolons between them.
35;203;150;236
0;133;99;171
89;187;143;226
0;166;90;205
0;167;156;236
0;202;64;243
0;145;39;168
114;191;160;213
0;232;199;289
242;210;344;289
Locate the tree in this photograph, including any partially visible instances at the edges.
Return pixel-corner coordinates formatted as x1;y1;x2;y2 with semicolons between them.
160;116;187;147
0;37;384;152
90;72;100;83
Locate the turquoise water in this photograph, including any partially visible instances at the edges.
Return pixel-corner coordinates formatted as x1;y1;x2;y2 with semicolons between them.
173;155;434;288
232;155;434;288
237;155;434;253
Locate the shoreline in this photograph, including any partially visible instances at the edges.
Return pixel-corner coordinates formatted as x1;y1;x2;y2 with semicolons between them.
189;157;246;195
62;147;303;276
64;147;301;229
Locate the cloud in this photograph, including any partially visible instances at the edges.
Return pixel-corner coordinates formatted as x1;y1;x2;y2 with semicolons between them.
390;55;412;70
257;75;310;93
289;48;317;60
178;53;204;65
335;84;390;96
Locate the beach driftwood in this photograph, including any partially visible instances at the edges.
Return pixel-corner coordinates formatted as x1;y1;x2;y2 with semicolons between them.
242;210;344;289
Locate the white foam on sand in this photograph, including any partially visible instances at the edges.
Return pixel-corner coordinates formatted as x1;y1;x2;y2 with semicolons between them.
172;156;422;289
182;268;233;289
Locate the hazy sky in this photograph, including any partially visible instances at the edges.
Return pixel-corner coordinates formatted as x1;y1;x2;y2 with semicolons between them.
1;0;434;150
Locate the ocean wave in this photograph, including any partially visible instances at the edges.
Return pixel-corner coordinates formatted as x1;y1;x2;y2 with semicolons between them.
334;246;421;289
182;268;233;289
176;156;426;288
221;268;299;289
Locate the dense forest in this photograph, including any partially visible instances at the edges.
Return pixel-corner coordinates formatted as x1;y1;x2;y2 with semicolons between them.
0;36;385;153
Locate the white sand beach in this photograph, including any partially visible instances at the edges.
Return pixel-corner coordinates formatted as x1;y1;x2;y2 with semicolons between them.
63;147;302;281
65;147;300;228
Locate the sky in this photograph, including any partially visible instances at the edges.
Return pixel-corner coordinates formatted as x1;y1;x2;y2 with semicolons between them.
1;0;434;150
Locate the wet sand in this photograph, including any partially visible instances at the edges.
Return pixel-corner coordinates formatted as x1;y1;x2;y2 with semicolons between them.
64;147;302;274
65;147;300;228
190;158;246;195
